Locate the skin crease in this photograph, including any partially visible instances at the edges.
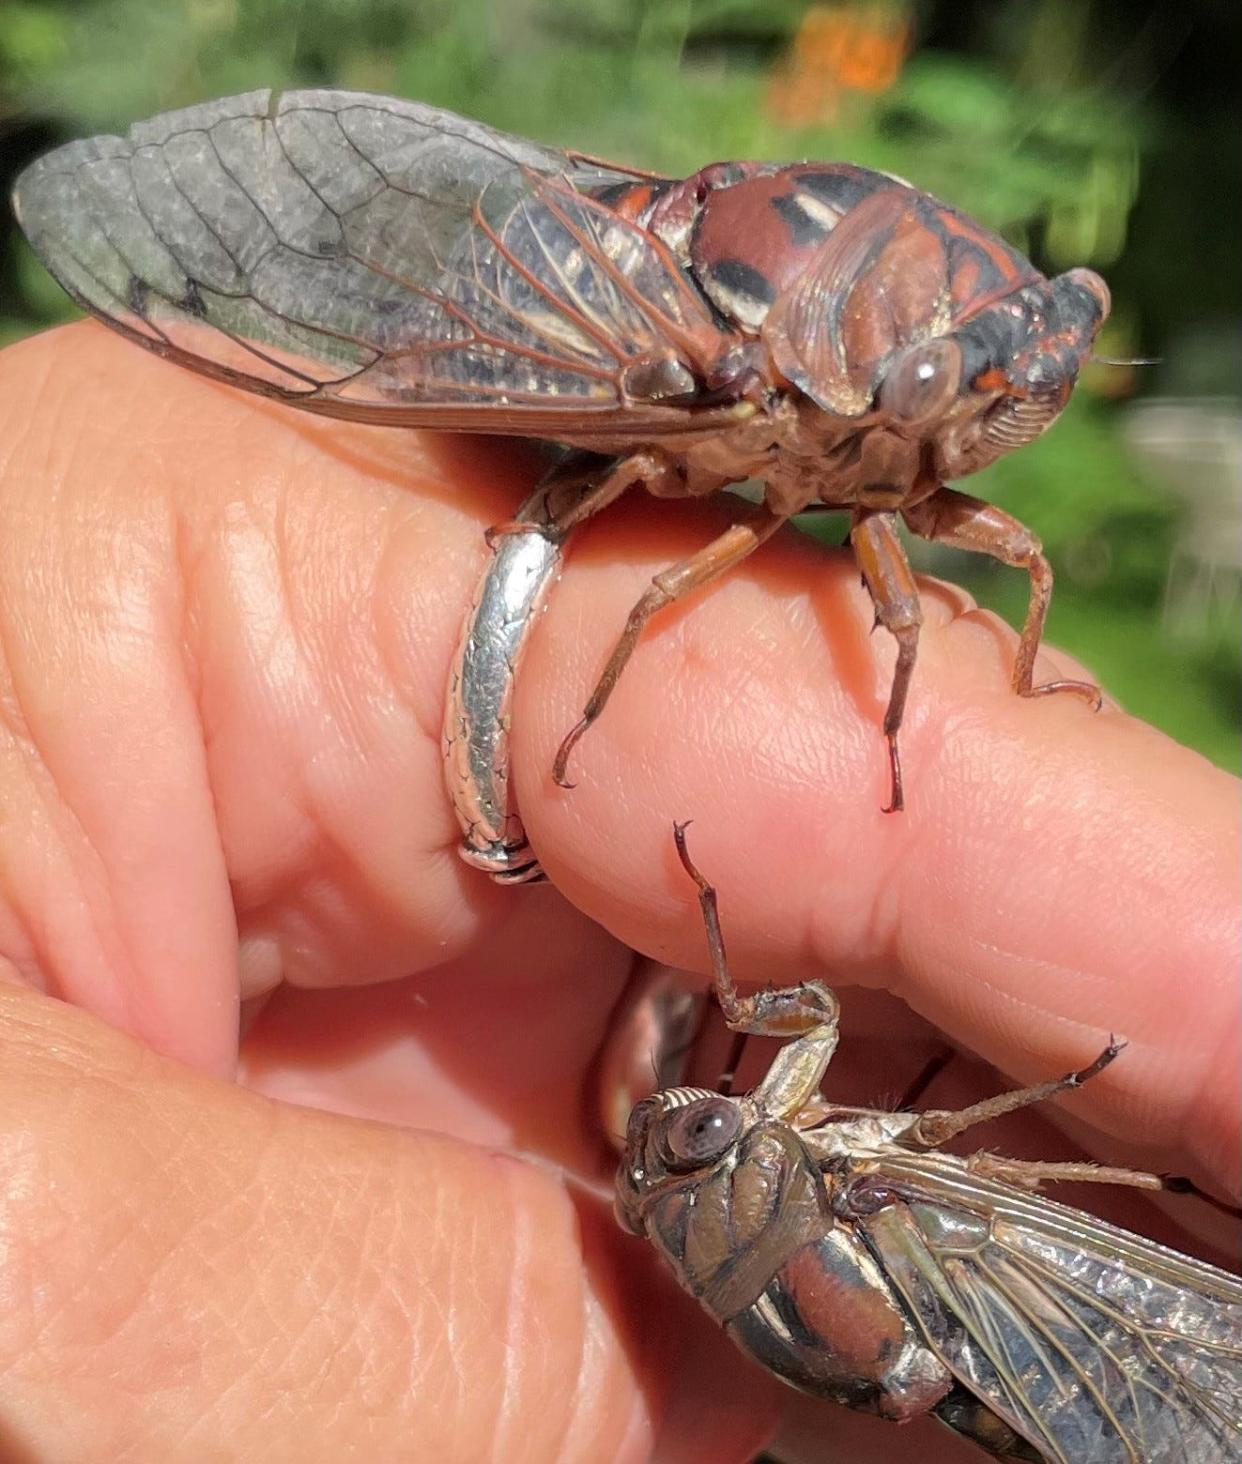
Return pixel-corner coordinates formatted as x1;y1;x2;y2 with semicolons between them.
0;322;1235;1464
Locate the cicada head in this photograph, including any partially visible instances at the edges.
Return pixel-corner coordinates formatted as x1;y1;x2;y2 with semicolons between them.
901;266;1111;480
614;1086;744;1237
616;1086;833;1321
757;179;1110;493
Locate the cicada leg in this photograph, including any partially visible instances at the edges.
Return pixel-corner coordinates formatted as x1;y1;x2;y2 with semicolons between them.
486;448;656;546
849;510;923;814
905;1040;1171;1195
552;504;788;787
908;1039;1123;1148
673;823;840;1120
964;1152;1166;1193
902;486;1103;708
892;1037;1239;1209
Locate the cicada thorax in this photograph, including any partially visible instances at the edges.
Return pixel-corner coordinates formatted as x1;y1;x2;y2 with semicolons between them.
584;157;1085;521
638;1119;826;1313
636;1113;954;1421
629;160;1043;413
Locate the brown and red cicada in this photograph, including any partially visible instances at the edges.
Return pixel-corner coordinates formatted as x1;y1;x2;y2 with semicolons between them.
616;828;1242;1463
14;89;1110;872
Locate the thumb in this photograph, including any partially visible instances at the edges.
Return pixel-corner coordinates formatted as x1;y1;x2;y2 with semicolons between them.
0;979;778;1462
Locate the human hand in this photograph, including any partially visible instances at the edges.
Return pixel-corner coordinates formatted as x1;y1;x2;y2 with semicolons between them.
1;324;1236;1463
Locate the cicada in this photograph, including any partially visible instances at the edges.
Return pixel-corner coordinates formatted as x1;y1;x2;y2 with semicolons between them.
13;88;1109;843
616;828;1242;1463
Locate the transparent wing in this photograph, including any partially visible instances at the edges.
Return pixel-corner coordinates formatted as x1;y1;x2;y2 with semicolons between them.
13;89;738;437
850;1156;1242;1463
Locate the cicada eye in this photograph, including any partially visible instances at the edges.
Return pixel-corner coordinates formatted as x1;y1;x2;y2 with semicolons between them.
877;338;963;426
657;1097;742;1171
1064;265;1111;322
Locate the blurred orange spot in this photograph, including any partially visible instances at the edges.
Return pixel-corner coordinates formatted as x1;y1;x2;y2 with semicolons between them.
769;4;911;127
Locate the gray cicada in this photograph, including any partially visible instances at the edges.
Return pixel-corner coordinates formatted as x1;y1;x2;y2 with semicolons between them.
616;828;1242;1463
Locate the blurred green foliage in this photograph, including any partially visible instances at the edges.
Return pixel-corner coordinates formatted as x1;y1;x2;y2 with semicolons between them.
1;0;1237;768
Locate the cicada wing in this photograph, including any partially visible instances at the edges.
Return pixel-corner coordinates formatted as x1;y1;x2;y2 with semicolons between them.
13;89;736;437
849;1156;1242;1464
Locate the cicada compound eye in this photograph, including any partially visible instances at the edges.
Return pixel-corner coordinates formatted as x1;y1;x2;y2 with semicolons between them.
657;1097;743;1171
876;337;963;426
1064;266;1111;322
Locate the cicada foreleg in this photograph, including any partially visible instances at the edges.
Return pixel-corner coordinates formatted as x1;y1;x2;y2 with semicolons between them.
903;486;1103;709
849;510;923;814
673;822;840;1120
552;503;788;787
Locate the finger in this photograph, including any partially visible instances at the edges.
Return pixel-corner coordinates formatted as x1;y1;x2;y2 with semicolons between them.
3;326;1235;1196
515;498;1239;1192
0;323;548;1073
0;981;778;1463
239;882;634;1177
